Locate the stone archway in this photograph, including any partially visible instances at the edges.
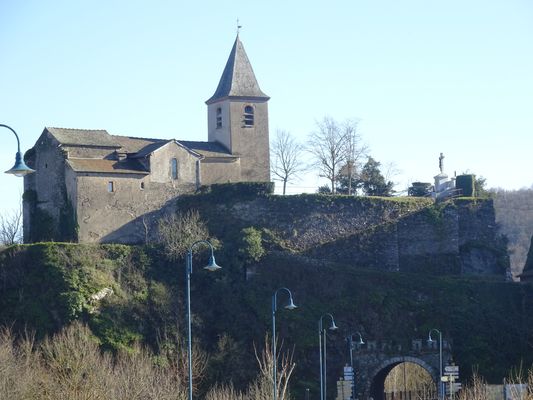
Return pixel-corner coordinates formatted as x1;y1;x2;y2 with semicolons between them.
367;356;438;400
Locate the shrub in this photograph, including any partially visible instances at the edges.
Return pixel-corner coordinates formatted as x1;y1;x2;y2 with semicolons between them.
239;227;265;264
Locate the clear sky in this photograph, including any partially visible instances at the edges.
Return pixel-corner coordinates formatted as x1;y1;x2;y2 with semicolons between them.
1;0;532;215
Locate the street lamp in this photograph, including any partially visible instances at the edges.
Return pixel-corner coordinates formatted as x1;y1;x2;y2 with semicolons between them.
185;240;221;400
1;124;35;176
272;287;297;400
347;331;364;399
319;313;338;400
428;328;443;400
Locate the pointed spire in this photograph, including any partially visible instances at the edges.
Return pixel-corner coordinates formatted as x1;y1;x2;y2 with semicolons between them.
206;35;269;104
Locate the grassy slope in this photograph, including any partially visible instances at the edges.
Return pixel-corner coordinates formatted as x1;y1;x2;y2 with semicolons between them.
1;243;532;398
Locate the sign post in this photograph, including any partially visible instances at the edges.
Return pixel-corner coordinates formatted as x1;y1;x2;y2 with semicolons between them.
442;365;460;399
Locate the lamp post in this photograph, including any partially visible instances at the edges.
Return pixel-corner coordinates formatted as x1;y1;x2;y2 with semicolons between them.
272;287;297;400
1;124;35;176
347;332;364;399
185;240;221;400
319;313;338;400
428;328;443;400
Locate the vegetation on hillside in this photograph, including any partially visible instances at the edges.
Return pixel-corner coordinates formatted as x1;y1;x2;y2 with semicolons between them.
1;239;532;398
0;185;531;398
492;188;533;277
0;323;294;400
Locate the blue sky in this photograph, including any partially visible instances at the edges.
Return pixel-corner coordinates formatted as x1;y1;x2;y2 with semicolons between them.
1;0;532;215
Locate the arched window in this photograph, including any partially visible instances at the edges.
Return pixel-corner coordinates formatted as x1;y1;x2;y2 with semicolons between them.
243;105;254;127
216;107;222;128
171;158;178;180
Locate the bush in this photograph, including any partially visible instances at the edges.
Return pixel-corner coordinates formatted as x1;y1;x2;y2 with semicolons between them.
239;227;265;264
408;182;432;197
199;182;274;199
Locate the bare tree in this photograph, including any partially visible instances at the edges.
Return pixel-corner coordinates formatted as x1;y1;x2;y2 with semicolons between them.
0;208;22;246
156;210;209;260
271;130;306;195
204;334;296;400
307;117;348;194
341;119;367;195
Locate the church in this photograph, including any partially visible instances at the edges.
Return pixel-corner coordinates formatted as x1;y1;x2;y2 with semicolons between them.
23;35;270;243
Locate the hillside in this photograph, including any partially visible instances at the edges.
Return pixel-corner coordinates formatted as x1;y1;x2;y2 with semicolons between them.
493;188;533;277
0;187;530;398
0;243;532;398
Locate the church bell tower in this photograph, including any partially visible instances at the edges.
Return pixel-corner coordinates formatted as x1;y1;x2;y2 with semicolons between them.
206;35;270;182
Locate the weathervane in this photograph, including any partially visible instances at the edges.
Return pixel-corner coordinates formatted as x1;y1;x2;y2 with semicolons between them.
237;18;242;35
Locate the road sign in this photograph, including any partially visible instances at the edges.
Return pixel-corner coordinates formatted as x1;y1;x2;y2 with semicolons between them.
444;365;459;379
445;382;462;395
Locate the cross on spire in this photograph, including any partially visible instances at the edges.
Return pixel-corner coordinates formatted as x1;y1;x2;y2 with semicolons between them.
237;19;242;35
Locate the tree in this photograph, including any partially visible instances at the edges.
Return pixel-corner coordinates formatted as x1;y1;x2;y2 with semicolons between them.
475;175;490;198
0;208;22;246
308;117;364;194
271;130;306;195
156;210;209;260
359;157;394;196
408;182;432;197
341;119;367;195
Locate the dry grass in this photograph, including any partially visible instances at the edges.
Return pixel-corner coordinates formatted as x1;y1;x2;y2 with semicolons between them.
0;324;295;400
204;335;295;400
0;323;195;399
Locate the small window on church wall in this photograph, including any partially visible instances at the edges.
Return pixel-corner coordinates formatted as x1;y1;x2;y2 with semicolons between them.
171;158;178;180
244;105;254;127
107;181;114;193
216;107;222;128
140;181;145;190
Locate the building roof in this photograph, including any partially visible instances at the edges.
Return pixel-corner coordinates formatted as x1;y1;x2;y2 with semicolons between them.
66;158;149;174
178;140;237;159
205;35;269;104
111;135;167;154
46;129;235;160
46;127;121;148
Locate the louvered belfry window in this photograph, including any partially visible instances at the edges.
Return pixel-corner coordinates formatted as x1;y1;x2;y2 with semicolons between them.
243;105;254;127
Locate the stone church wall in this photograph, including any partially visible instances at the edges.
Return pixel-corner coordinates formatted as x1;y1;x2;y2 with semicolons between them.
200;159;242;184
75;173;196;244
23;133;67;242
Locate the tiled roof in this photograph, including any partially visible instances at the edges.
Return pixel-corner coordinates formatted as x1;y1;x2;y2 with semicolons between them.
46;129;235;159
47;127;121;148
178;140;237;158
111;135;167;155
66;158;148;174
206;35;269;104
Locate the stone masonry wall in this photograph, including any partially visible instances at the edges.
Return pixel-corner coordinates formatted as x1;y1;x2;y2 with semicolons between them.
180;191;507;276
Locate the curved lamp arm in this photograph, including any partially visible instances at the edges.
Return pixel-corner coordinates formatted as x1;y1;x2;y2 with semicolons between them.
1;124;35;176
319;313;338;331
428;328;441;343
272;287;297;312
349;331;365;345
187;239;221;273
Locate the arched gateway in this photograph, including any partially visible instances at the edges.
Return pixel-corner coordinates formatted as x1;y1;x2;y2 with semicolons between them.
367;356;437;400
349;339;452;400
